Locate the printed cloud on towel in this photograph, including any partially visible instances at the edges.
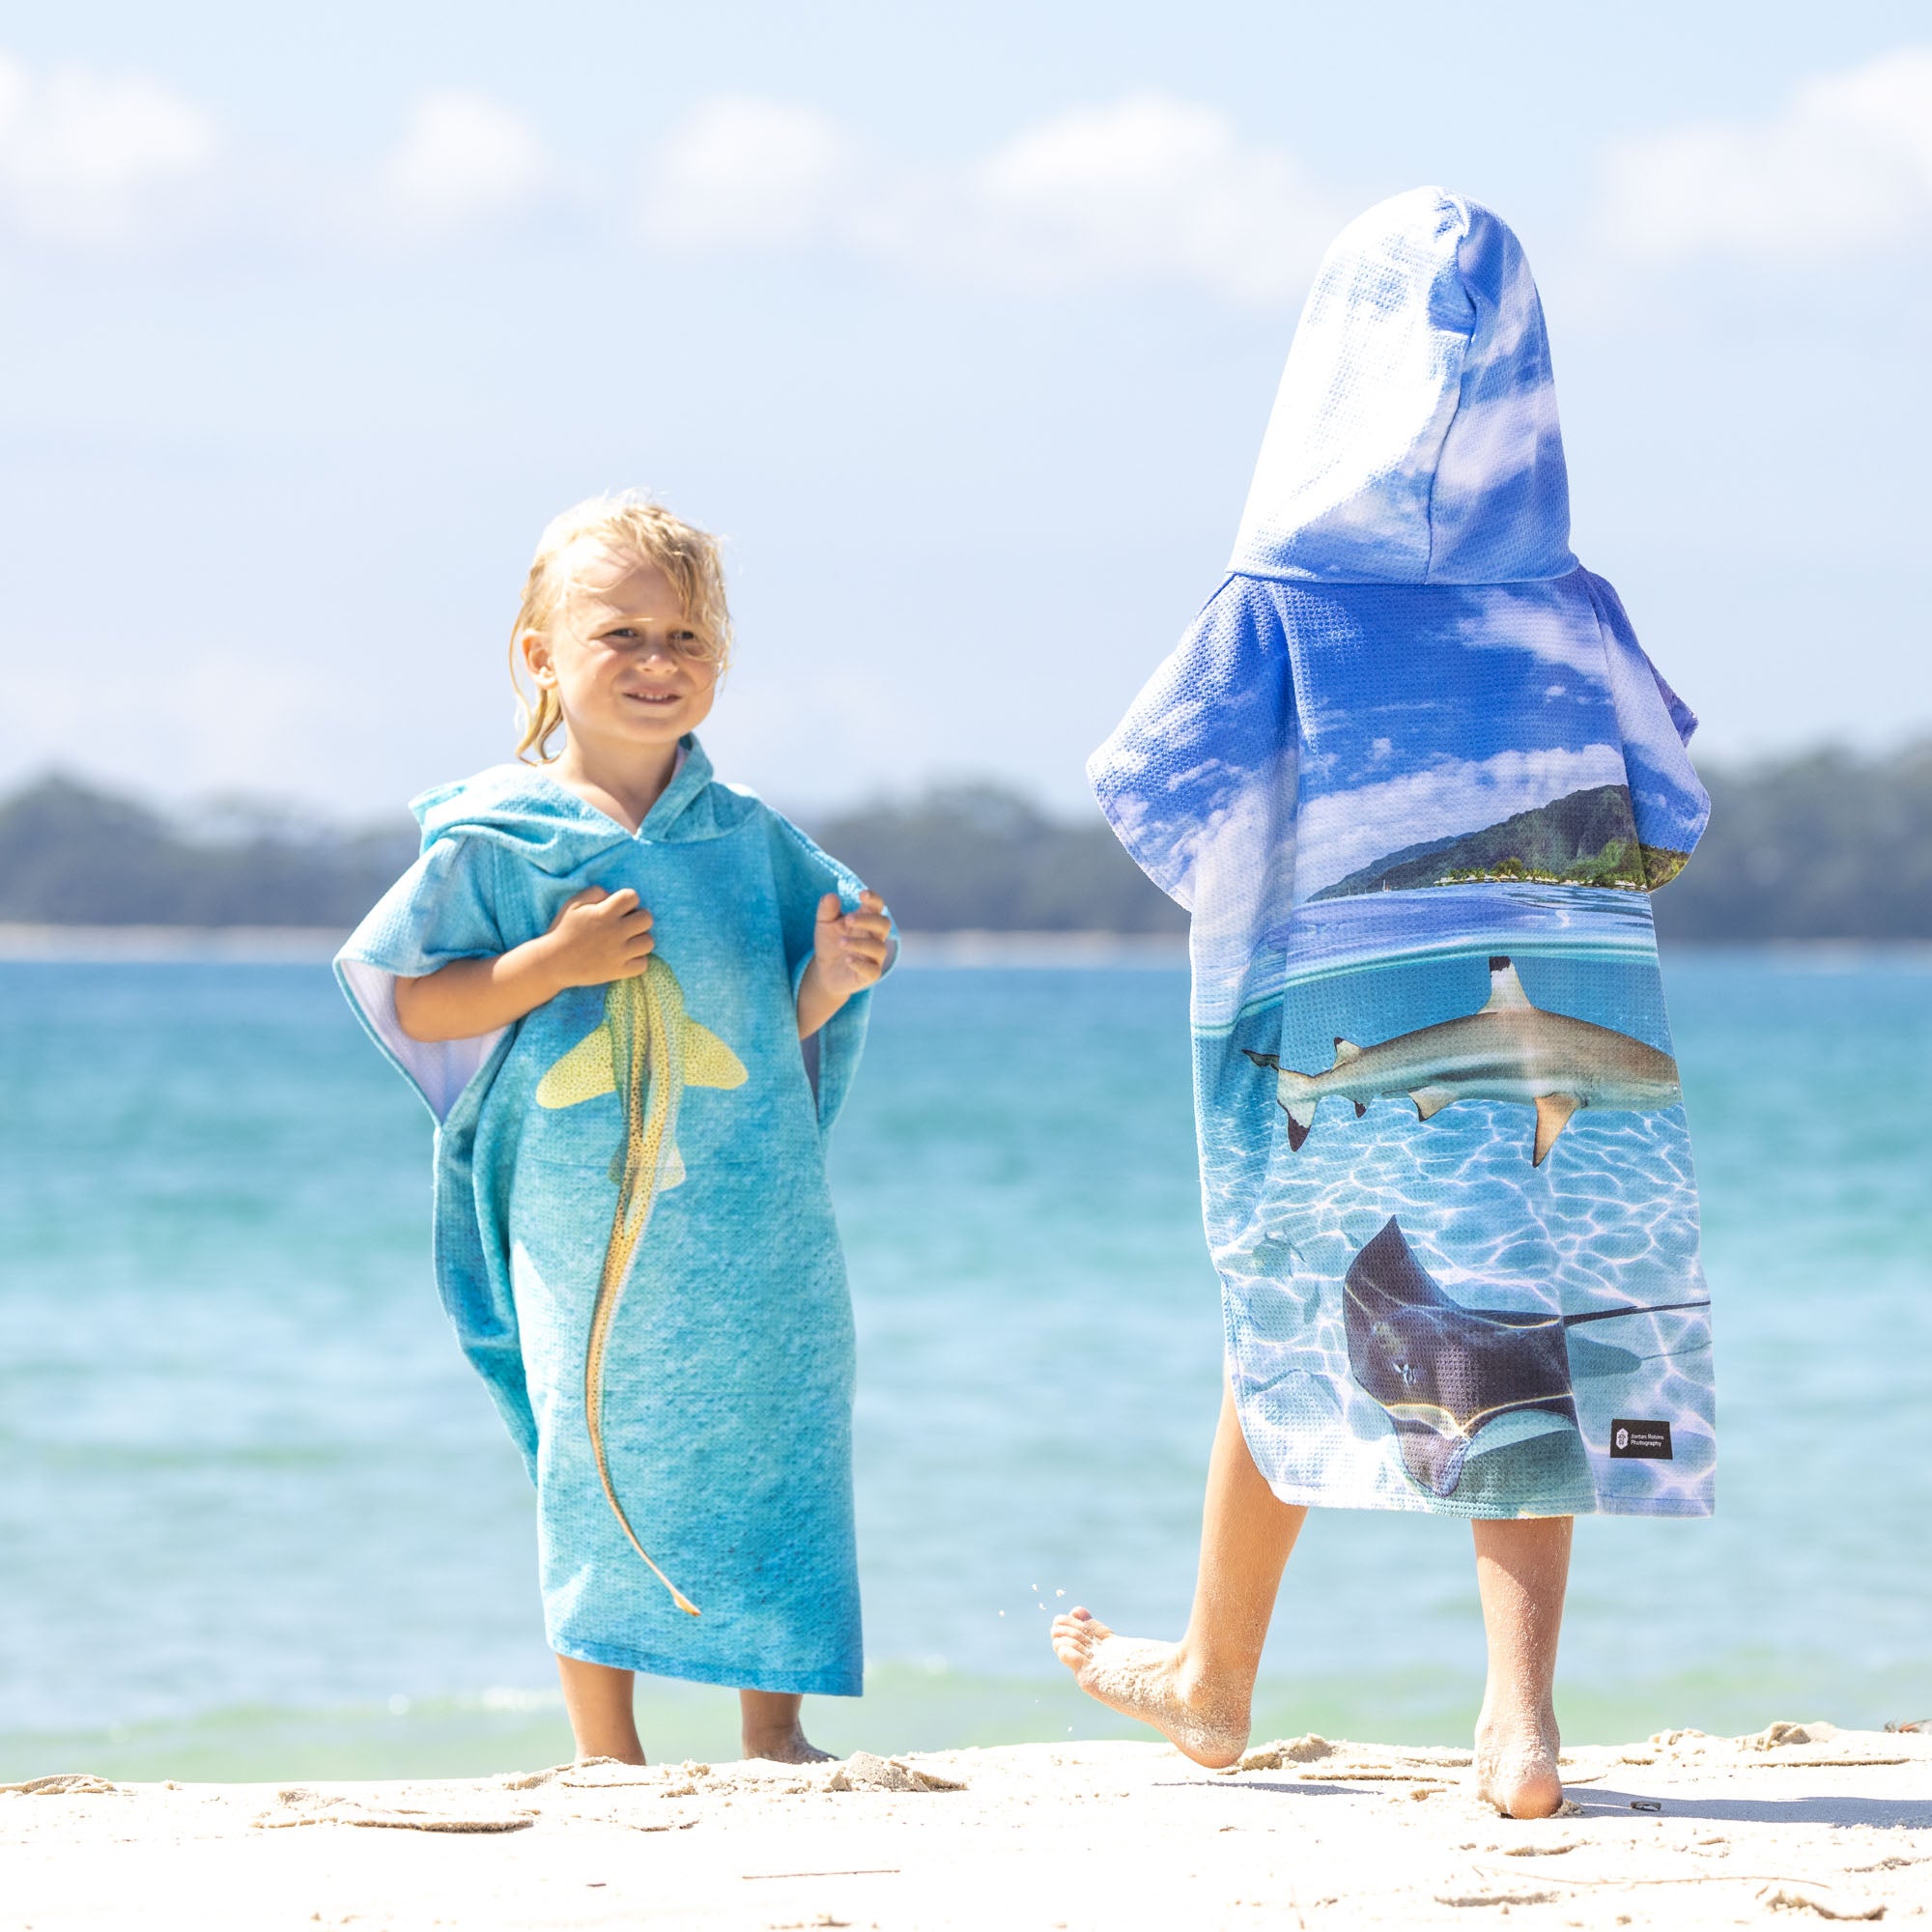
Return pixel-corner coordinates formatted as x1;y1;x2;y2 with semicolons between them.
1287;593;1638;899
1297;746;1629;899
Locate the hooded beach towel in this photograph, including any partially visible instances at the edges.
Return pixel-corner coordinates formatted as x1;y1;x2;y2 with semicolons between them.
1091;189;1714;1519
338;738;884;1690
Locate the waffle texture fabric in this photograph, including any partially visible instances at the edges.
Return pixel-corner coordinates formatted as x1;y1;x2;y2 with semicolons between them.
338;737;883;1690
1092;188;1715;1519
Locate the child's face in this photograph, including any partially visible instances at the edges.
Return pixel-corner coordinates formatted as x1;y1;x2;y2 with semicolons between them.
524;542;719;758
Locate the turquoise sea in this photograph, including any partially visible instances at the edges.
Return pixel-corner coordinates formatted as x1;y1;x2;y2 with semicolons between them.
1;951;1927;1778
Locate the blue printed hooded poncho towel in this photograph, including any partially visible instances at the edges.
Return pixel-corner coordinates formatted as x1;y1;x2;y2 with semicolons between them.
337;739;883;1690
1091;189;1715;1520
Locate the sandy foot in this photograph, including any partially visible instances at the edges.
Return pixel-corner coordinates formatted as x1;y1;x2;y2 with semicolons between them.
1050;1606;1249;1769
1473;1715;1564;1819
743;1725;833;1766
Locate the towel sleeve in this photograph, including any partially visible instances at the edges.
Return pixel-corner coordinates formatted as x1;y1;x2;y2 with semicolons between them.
765;808;897;1135
335;833;539;1479
1087;574;1298;916
1582;572;1712;883
334;835;511;1122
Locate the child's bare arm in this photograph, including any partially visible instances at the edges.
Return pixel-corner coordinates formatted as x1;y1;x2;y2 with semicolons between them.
797;890;891;1040
393;888;655;1042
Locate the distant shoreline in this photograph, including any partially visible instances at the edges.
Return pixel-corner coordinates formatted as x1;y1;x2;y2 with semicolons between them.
3;923;1930;968
0;924;1191;967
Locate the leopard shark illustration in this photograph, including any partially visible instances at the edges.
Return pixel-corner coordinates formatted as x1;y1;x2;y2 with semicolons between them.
537;955;747;1614
1244;955;1681;1165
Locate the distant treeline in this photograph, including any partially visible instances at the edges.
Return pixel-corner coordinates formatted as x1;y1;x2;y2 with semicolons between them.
0;777;419;929
2;743;1929;941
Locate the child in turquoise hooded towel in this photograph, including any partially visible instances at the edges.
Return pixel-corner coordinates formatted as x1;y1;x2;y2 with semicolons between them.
338;496;893;1766
1059;189;1711;1816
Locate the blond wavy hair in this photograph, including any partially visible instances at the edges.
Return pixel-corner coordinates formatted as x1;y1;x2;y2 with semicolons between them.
510;493;732;762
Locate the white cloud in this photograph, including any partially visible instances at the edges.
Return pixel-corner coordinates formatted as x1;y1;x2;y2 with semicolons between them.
1596;44;1932;263
0;50;218;246
642;92;1337;306
0;69;1335;296
963;95;1337;304
642;96;862;248
1297;744;1627;895
381;90;552;232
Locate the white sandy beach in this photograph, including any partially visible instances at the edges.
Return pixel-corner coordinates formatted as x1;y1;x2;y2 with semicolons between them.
6;1725;1928;1930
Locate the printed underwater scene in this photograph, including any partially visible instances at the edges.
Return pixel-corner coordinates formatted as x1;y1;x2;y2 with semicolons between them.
1204;919;1714;1520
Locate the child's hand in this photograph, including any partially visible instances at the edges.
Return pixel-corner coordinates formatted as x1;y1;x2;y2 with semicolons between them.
795;890;890;1039
541;886;656;987
809;890;892;999
394;887;653;1041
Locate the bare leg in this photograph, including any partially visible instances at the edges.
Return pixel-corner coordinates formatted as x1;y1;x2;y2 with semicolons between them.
555;1653;644;1765
1051;1381;1307;1767
1471;1516;1573;1818
740;1689;831;1764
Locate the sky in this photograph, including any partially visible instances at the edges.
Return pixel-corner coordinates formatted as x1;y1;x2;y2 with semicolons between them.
4;1;1930;821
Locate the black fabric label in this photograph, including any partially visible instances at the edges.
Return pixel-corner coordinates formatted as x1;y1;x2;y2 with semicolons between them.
1610;1419;1673;1460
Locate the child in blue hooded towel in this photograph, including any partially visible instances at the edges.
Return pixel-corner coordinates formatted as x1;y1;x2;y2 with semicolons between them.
1057;189;1713;1817
338;496;893;1765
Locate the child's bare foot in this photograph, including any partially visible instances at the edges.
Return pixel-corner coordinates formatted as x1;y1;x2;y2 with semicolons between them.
741;1720;832;1765
739;1689;829;1765
1049;1606;1250;1769
1474;1709;1564;1819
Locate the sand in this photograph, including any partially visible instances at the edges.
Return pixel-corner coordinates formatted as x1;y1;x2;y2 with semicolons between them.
5;1725;1929;1929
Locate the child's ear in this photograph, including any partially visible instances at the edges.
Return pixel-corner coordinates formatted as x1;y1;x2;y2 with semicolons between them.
519;627;554;684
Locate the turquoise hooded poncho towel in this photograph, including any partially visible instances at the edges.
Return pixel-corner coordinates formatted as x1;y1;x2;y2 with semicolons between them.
338;739;883;1691
1091;189;1714;1520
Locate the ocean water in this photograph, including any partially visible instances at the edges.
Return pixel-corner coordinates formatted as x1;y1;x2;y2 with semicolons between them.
1;951;1927;1778
1271;881;1661;980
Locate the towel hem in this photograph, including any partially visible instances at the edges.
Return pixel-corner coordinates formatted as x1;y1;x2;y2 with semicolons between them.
549;1632;863;1697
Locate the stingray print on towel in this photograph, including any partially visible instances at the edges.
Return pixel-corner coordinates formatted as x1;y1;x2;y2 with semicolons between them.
1089;187;1716;1519
536;955;748;1616
1345;1217;1710;1498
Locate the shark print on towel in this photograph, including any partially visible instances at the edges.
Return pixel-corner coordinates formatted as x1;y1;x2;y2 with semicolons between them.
1091;188;1715;1520
337;739;886;1692
537;957;750;1617
1245;955;1682;1167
